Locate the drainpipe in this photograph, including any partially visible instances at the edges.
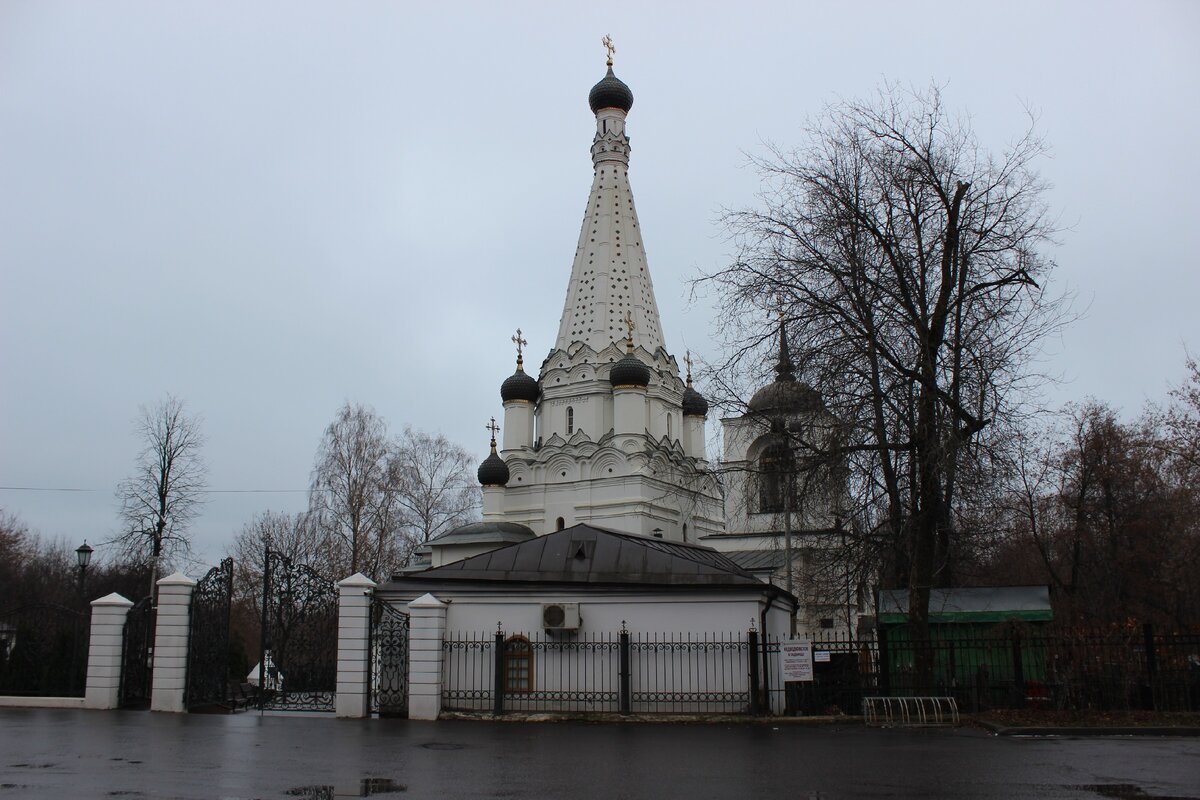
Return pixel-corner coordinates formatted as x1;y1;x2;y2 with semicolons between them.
760;596;772;715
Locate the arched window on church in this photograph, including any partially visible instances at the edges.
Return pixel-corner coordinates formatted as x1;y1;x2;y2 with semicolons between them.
556;517;565;531
503;635;532;694
758;437;794;514
666;414;672;438
567;406;574;435
682;523;688;542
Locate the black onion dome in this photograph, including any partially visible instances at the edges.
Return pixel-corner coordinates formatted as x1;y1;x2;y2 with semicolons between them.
609;352;651;388
500;366;539;403
682;384;709;417
589;67;633;114
477;451;510;487
748;315;823;414
747;380;824;414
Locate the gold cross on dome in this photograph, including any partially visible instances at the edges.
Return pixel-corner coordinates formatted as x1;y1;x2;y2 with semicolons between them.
602;34;615;67
685;350;693;379
511;328;527;359
486;417;500;445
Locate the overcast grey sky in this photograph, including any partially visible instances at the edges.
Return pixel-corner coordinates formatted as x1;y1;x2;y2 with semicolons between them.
2;1;1197;569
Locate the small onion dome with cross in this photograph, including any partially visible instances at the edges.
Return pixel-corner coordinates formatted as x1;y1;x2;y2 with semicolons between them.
500;361;539;403
610;313;652;388
589;66;633;114
477;420;510;487
681;353;708;417
682;382;709;417
609;351;651;388
502;328;539;403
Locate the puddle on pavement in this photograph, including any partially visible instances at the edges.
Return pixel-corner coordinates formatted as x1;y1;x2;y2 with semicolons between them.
285;778;405;798
1073;785;1195;800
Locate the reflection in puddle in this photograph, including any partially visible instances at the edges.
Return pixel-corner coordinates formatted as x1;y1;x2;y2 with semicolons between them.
285;778;405;798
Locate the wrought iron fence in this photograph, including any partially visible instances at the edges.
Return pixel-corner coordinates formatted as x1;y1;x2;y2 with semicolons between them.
258;550;338;712
369;599;410;717
186;558;233;710
771;623;1200;715
120;597;154;709
0;603;89;697
442;628;757;715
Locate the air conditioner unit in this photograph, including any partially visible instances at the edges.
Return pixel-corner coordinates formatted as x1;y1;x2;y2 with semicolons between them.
542;603;581;631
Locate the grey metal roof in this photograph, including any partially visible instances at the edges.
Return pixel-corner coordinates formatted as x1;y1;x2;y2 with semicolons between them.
878;586;1052;616
723;550;786;573
430;521;536;547
388;523;764;588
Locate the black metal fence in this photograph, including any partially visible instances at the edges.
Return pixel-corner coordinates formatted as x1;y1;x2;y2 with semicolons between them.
443;629;760;715
0;603;89;697
774;623;1200;715
258;550;338;712
370;598;410;717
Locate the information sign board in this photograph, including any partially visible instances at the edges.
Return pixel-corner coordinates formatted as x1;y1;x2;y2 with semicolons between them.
781;640;814;682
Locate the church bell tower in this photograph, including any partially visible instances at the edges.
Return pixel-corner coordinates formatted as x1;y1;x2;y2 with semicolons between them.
487;45;723;542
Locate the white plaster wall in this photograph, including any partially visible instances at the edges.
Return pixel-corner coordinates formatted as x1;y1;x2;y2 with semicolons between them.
408;590;766;636
502;401;534;451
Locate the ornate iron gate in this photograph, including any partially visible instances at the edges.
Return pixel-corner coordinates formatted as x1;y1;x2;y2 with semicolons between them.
186;558;233;710
370;598;410;717
120;597;154;708
259;550;337;712
0;603;88;698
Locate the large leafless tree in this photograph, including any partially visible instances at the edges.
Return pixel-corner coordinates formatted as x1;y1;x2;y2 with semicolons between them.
308;403;395;579
700;84;1068;687
390;426;479;565
308;404;479;581
114;395;207;600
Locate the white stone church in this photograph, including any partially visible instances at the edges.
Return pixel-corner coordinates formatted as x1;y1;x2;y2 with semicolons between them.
400;57;865;637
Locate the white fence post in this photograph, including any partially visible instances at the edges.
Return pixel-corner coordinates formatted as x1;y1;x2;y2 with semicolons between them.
84;592;133;710
335;573;376;719
150;572;196;713
407;592;447;721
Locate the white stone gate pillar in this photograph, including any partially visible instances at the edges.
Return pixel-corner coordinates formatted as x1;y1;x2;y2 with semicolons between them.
335;573;376;719
407;593;447;721
150;572;196;712
84;593;134;710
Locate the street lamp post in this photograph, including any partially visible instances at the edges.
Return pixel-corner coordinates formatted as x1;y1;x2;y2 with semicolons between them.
76;540;94;600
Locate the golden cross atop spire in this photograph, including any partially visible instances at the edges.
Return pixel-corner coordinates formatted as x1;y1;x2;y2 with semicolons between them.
685;350;694;385
623;310;635;351
602;34;615;67
511;328;527;365
486;417;500;448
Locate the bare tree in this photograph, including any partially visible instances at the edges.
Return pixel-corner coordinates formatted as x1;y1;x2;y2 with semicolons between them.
979;395;1200;628
114;395;206;600
700;83;1069;688
390;427;480;566
308;403;396;580
227;511;323;602
225;510;321;670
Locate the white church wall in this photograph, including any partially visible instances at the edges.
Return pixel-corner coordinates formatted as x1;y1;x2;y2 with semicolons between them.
388;589;765;636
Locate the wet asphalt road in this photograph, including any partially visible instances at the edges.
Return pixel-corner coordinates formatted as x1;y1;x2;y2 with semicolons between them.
0;709;1198;799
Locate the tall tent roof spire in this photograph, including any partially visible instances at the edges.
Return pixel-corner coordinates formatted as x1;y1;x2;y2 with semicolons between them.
553;58;664;357
775;311;795;382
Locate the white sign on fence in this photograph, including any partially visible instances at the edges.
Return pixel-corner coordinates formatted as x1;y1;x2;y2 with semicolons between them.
781;640;814;682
